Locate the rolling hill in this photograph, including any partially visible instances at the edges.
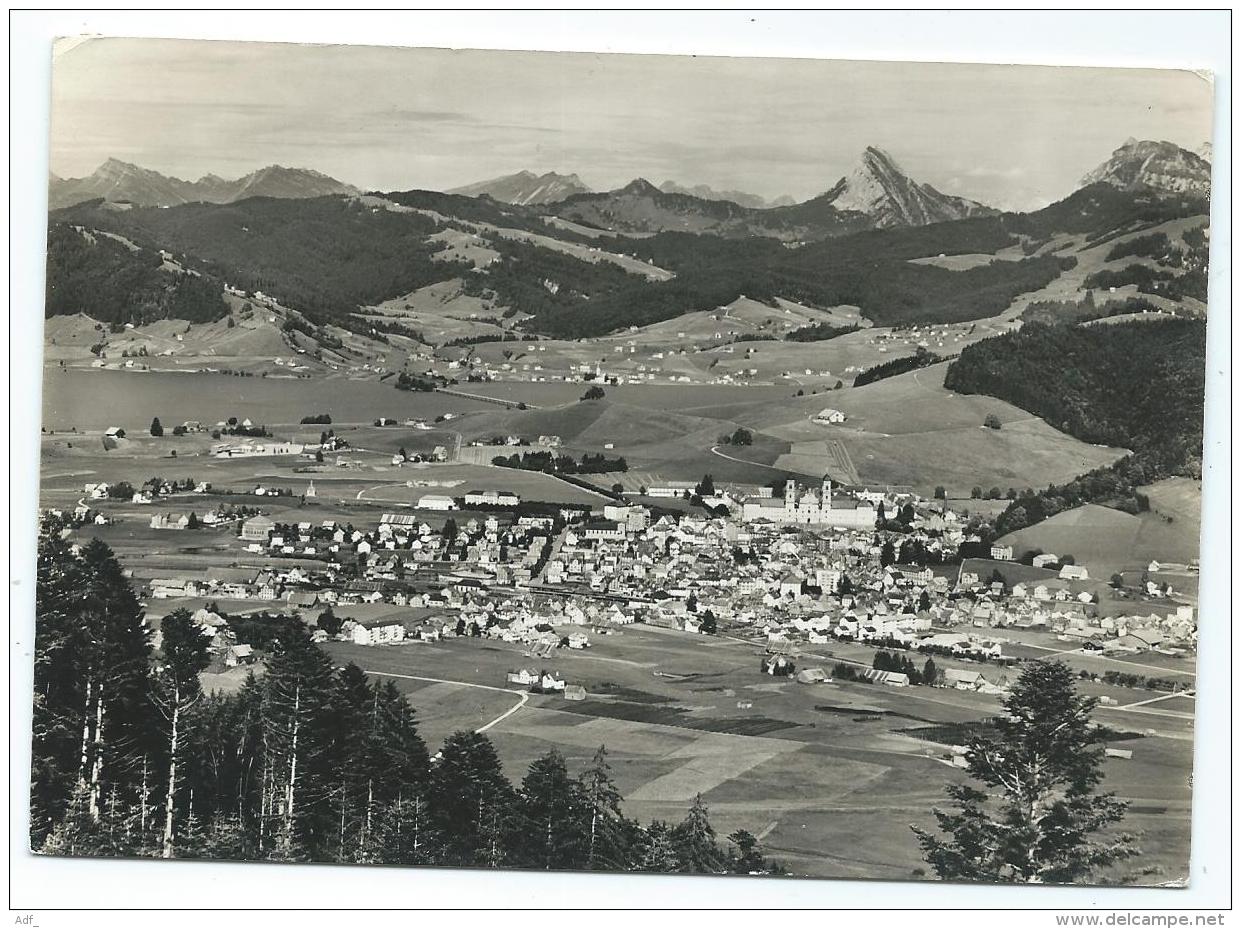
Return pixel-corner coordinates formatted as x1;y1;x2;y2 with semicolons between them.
45;142;1211;344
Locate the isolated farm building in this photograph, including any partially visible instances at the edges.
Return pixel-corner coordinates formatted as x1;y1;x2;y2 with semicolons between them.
1059;564;1089;581
225;643;255;667
240;515;275;541
418;494;457;511
795;667;830;684
563;684;587;701
812;408;846;425
104;426;125;439
1032;553;1060;569
150;513;190;530
761;654;795;676
862;668;910;687
943;668;986;691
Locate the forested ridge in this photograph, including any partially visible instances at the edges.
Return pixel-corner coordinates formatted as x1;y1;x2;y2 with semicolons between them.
46;182;1208;338
944;318;1206;535
30;523;779;875
45;225;228;324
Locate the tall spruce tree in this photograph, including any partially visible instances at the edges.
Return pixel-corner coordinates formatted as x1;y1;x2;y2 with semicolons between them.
259;623;338;859
577;745;632;870
671;794;725;874
428;730;515;867
153;609;211;857
515;749;586;869
31;535;155;844
913;661;1138;883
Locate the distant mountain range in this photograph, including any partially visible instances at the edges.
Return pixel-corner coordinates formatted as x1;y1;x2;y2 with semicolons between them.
1080;138;1212;198
447;170;591;206
544;147;996;238
657;181;794;210
44;137;1210;348
48;159;359;210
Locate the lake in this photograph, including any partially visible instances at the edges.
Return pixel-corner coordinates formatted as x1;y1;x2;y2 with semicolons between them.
40;368;498;431
40;367;800;432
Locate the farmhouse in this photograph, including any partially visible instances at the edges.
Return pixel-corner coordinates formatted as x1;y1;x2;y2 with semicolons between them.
813;408;847;425
150;513;190;530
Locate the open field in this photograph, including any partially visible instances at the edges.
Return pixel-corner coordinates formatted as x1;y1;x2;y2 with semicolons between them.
997;478;1203;579
693;363;1128;495
319;621;1192;881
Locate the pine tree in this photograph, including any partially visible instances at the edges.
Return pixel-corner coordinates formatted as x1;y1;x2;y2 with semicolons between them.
913;661;1138;883
671;794;724;873
153;609;211;857
514;749;585;869
577;746;630;870
638;820;679;872
428;730;515;867
259;624;338;859
32;537;156;842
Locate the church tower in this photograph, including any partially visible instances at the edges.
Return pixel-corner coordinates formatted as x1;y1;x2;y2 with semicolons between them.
820;478;832;514
784;479;797;517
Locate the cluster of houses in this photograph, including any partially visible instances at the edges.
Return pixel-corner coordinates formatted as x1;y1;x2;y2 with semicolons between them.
122;464;1197;690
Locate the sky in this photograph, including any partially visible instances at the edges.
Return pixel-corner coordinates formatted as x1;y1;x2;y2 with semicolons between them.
50;37;1215;211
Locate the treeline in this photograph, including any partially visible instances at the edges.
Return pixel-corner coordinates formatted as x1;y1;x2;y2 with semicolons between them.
47;180;1207;339
1083;263;1207;303
493;451;628;474
31;529;779;875
944;318;1205;455
853;347;943;387
50;197;466;328
45;224;228;324
945;318;1205;534
1020;292;1161;327
395;371;448;392
783;321;860;342
1105;232;1172;263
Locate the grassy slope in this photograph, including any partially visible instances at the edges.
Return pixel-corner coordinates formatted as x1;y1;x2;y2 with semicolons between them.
998;478;1202;576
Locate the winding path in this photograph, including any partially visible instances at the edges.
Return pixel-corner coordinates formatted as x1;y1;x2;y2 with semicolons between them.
362;669;529;733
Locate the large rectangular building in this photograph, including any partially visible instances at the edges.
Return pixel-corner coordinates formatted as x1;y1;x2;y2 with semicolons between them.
741;479;876;530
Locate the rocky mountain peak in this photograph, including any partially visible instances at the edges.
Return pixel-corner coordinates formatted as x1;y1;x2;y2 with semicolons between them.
823;146;994;228
1080;139;1211;197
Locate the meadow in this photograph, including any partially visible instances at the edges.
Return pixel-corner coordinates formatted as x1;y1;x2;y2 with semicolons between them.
321;622;1192;882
